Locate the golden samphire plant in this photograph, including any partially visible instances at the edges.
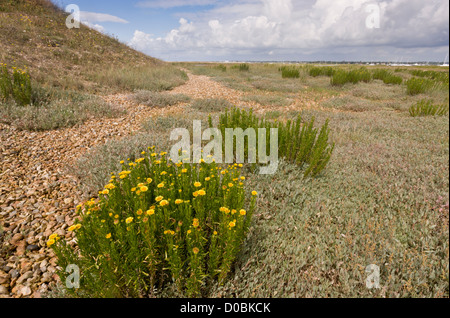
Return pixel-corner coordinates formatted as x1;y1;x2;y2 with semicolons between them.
48;148;257;298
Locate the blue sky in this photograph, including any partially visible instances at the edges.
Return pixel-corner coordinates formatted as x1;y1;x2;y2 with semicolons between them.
52;0;449;62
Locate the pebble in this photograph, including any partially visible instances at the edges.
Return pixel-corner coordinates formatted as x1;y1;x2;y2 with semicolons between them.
26;245;40;252
0;285;9;295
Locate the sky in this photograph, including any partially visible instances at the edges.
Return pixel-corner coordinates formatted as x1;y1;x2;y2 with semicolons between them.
52;0;449;62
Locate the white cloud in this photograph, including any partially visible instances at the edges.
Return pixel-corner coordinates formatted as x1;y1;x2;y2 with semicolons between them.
81;21;106;33
129;0;449;61
79;11;129;24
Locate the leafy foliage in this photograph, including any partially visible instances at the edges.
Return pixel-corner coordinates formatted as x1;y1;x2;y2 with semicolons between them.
51;151;257;297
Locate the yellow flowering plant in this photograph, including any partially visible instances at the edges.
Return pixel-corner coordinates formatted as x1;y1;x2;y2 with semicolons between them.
49;148;257;297
0;63;32;105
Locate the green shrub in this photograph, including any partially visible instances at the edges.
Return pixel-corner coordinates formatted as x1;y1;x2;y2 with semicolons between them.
372;69;390;81
382;74;403;85
406;77;434;95
348;68;372;84
239;63;250;72
214;108;334;178
281;67;300;79
331;69;350;86
0;63;32;105
371;69;402;85
309;66;335;77
130;90;190;108
50;152;257;297
410;70;449;85
409;99;449;117
216;64;227;72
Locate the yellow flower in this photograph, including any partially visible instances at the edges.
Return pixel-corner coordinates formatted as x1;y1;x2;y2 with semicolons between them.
198;190;206;196
155;196;164;202
47;239;55;247
49;234;58;240
194;182;202;187
157;182;165;188
131;187;136;192
101;189;109;195
147;178;153;183
228;183;234;188
181;169;188;173
240;176;245;180
126;217;133;224
136;209;143;216
193;191;199;197
105;183;115;190
187;230;192;234
192;218;199;228
175;199;184;205
213;231;218;235
231;209;237;215
193;247;200;254
114;219;119;225
229;220;236;228
146;209;155;216
219;207;230;214
239;209;246;216
160;200;169;207
106;233;111;239
252;191;258;196
139;186;148;192
68;225;77;232
205;177;211;181
75;224;81;230
135;158;145;163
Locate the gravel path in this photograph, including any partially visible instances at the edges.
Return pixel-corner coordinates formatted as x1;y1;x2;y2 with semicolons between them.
0;72;248;298
0;71;326;298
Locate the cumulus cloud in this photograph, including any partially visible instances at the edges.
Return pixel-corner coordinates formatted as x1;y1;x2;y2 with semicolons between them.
128;0;449;61
79;11;129;24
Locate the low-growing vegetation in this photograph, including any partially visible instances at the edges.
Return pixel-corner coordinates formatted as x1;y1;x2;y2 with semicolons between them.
130;90;190;108
0;87;125;131
190;98;233;113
